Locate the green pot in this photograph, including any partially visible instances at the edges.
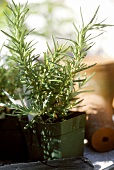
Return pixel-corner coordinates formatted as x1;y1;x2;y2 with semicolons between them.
23;112;86;161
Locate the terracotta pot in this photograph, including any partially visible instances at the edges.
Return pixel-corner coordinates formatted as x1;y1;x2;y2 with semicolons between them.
82;94;114;152
82;56;114;102
77;56;114;152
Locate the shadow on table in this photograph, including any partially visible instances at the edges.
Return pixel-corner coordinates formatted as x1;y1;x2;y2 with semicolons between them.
84;144;114;170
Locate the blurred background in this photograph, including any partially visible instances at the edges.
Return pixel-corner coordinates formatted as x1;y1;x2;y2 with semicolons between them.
0;0;114;56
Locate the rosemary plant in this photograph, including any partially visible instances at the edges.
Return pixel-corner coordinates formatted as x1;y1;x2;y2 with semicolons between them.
1;0;112;124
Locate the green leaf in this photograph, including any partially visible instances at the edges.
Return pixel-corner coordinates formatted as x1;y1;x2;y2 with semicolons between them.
1;30;19;43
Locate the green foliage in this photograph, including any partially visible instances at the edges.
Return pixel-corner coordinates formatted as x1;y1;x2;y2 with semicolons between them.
1;0;113;124
0;65;18;103
0;46;22;104
0;0;8;28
